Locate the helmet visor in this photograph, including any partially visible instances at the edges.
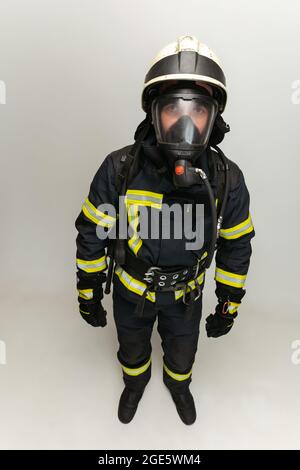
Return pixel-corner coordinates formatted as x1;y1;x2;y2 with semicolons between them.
152;93;218;147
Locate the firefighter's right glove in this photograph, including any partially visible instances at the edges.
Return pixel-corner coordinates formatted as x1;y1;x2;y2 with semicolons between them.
79;301;107;327
205;301;237;338
77;270;107;328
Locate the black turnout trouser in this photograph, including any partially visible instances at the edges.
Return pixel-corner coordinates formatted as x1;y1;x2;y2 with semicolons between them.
112;287;203;395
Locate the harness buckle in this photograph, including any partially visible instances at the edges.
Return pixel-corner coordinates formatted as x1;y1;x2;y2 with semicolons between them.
194;278;202;301
181;273;203;305
182;283;189;304
143;266;162;284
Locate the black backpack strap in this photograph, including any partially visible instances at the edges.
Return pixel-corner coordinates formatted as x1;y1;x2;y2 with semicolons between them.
215;154;227;220
105;115;152;295
210;146;231;237
115;114;151;196
115;153;135;194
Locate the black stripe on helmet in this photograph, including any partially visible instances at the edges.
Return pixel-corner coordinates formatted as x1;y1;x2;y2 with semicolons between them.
144;51;226;88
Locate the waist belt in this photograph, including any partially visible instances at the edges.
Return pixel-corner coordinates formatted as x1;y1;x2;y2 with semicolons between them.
119;247;206;320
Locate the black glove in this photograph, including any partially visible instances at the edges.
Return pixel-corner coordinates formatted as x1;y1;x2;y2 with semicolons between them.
77;270;107;327
205;301;237;338
79;300;107;327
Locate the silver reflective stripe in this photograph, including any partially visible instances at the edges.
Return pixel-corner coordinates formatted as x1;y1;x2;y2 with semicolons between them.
126;194;162;204
215;268;246;288
76;256;107;273
118;268;142;294
83;198;116;227
115;265;156;302
220;221;253;238
174;271;205;301
125;190;163;208
128;204;142;254
220;214;254;240
115;265;204;303
228;302;240;313
129;236;142;254
78;289;93;300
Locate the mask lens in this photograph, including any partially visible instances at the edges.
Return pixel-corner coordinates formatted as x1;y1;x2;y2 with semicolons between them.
152;95;217;146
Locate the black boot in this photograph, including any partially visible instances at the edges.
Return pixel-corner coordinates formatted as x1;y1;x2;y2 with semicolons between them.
169;388;197;425
118;387;144;424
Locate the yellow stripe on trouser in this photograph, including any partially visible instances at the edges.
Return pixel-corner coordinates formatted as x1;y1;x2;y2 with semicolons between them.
120;358;152;376
163;363;192;381
215;267;247;288
114;265;205;303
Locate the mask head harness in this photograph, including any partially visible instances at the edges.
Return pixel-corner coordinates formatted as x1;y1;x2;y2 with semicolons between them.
151;81;219;187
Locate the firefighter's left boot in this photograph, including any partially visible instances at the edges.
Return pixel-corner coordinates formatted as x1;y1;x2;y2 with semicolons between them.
169;388;197;425
118;387;145;424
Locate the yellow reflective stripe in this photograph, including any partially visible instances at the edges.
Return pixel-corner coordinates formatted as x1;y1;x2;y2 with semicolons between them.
126;189;163;200
114;265;156;302
174;271;205;301
128;204;143;255
78;288;93;300
125;189;163;209
125;199;162;209
163;363;192;381
227;301;240;314
220;213;254;240
115;265;205;303
79;308;90;315
201;251;208;260
215;267;247;288
120;358;151;376
129;237;142;255
215;198;218;208
76;256;107;273
82;197;116;227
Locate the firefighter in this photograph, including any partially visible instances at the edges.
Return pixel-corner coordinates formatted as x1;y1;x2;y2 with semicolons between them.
75;35;255;425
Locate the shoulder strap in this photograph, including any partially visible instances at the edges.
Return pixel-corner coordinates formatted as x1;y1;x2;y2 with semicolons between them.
214;152;228;219
115;115;151;196
115;153;134;195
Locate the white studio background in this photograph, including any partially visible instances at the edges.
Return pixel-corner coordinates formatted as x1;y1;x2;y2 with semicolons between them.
0;0;299;450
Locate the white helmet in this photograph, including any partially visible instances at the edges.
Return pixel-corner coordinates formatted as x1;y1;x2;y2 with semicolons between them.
142;35;227;114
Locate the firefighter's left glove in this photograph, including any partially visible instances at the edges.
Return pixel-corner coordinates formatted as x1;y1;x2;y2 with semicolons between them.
205;301;237;338
77;270;107;327
79;301;107;327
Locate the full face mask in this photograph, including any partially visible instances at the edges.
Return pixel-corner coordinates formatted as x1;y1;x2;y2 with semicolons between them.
151;84;218;171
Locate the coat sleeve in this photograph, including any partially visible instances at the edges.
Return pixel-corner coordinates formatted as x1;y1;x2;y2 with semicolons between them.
75;154;119;302
214;166;255;314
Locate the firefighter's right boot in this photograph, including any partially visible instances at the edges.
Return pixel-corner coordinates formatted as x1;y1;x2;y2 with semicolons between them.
118;387;145;424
